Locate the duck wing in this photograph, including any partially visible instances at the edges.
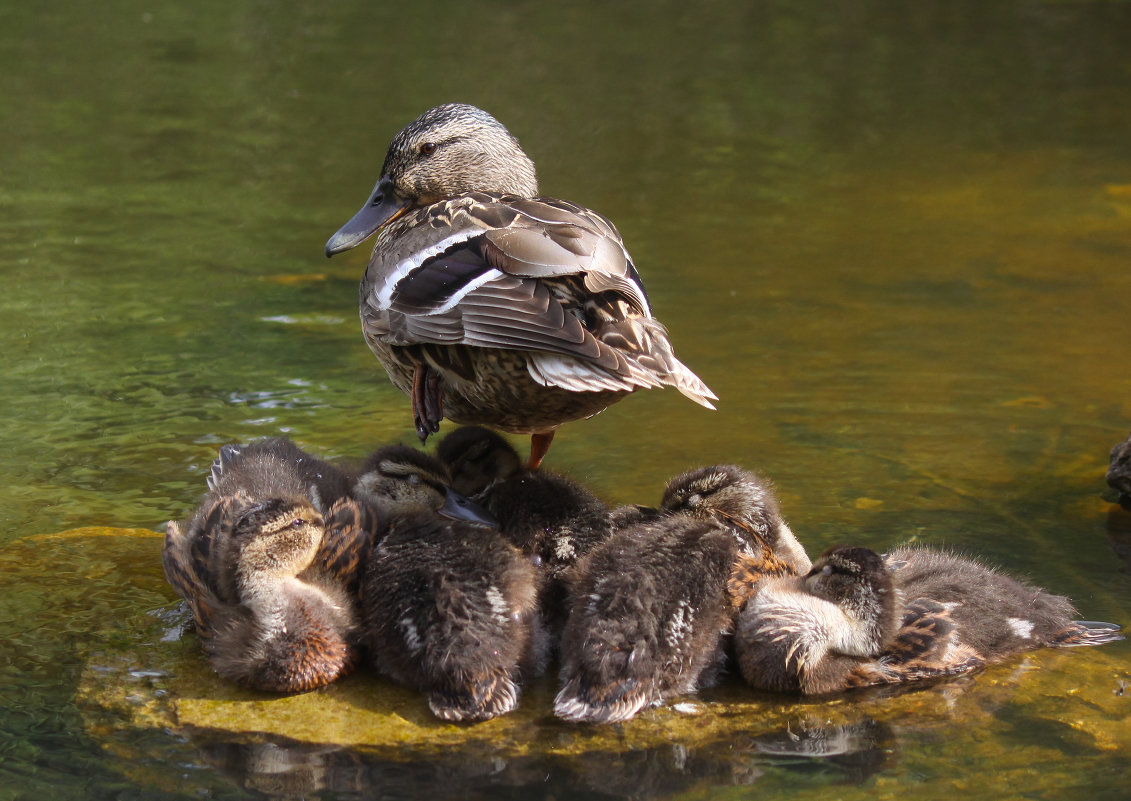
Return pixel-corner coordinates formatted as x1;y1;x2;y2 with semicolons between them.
312;496;380;596
362;194;716;405
163;507;231;641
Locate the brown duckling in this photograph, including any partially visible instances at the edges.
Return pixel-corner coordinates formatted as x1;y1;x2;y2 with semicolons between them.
554;465;810;723
324;103;716;468
436;425;616;644
554;517;740;724
163;440;375;692
362;512;541;721
351;443;497;526
354;445;542;721
735;544;1123;696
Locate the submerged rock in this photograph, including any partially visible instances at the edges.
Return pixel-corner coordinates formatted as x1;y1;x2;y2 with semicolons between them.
5;528;1129;799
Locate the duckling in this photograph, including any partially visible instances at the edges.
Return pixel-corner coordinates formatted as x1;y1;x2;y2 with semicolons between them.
735;545;1123;696
362;512;541;721
554;517;741;723
352;443;497;526
324;103;716;468
163;439;375;692
436;425;616;643
554;465;810;723
434;424;523;498
353;445;542;721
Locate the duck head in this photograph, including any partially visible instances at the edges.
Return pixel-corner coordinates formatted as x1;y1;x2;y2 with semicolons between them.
353;444;498;526
661;465;812;572
325;103;539;256
435;425;523;498
805;545;898;656
228;498;326;597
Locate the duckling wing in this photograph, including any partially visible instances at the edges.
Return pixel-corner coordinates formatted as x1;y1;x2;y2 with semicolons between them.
362;195;715;403
873;598;984;681
162;516;225;639
315;497;379;595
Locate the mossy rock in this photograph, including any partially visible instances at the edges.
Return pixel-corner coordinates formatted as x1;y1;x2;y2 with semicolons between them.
6;528;1129;798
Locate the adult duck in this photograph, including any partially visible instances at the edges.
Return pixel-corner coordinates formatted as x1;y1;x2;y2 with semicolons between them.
325;103;716;468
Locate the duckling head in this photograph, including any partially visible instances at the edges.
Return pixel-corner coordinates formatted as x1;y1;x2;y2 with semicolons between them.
229;498;325;589
805;546;898;656
326;103;538;256
661;465;782;540
354;444;497;526
661;465;812;572
435;425;523;498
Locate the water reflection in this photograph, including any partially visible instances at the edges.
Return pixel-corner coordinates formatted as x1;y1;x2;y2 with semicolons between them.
179;719;895;800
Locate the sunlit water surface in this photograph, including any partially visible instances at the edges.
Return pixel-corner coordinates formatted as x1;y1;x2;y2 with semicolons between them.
1;1;1130;799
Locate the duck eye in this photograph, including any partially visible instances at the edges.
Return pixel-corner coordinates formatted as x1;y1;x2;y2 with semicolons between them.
291;518;306;528
419;142;437;156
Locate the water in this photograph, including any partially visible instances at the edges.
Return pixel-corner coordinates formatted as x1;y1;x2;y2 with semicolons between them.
1;1;1130;798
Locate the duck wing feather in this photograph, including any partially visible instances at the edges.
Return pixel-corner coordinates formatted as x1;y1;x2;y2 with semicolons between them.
361;194;715;405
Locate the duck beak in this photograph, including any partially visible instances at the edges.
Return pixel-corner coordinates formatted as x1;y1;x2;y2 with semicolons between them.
325;176;408;256
438;487;499;528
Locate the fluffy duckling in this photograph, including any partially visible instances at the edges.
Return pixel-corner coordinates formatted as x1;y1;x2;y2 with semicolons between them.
735;545;1123;696
352;443;497;526
555;517;740;723
554;465;810;723
353;445;541;721
163;440;375;692
324;103;716;468
437;425;616;642
362;512;541;721
434;424;523;498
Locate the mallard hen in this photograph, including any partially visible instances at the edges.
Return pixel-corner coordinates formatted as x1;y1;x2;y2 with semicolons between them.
325;103;716;468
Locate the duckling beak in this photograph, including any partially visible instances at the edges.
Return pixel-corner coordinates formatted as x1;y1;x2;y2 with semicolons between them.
438;487;499;528
325;176;408;256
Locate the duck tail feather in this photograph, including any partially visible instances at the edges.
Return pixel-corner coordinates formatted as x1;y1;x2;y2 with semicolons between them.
553;674;649;724
427;668;519;722
1051;620;1124;647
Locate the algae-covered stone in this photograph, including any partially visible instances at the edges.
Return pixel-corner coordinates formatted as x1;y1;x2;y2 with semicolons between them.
6;528;1127;799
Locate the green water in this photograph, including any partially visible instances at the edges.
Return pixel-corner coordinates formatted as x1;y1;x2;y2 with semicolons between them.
2;1;1130;798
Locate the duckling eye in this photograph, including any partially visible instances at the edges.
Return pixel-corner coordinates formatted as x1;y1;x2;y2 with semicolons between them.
419;142;437;156
407;474;422;485
291;518;306;528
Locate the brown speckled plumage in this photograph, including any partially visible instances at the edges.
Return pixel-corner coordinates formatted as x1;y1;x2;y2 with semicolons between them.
325;104;715;464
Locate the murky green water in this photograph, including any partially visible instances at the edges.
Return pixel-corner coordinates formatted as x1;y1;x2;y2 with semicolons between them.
2;1;1130;798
